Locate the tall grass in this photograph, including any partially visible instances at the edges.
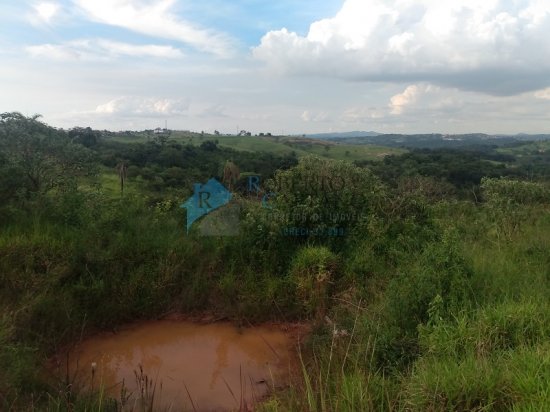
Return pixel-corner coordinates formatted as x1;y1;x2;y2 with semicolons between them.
263;200;550;411
1;174;549;410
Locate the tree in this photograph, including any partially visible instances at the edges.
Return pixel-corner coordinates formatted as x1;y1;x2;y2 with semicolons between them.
153;133;169;146
68;127;101;147
0;112;97;196
200;140;218;151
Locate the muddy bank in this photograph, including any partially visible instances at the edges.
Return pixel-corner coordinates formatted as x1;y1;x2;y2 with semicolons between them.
52;320;308;411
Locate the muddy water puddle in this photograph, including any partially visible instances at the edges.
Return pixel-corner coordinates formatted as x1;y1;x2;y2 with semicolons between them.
59;320;301;411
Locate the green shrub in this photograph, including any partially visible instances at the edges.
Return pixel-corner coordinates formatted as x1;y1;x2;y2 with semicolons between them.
268;156;386;250
481;177;550;239
289;246;339;319
374;230;472;368
481;177;550;206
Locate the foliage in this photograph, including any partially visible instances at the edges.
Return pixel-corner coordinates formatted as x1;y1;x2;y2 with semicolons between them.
289;246;339;319
370;230;473;369
267;156;385;248
0;115;549;410
68;126;101;148
481;177;550;239
0;112;97;196
481;176;550;206
361;147;525;200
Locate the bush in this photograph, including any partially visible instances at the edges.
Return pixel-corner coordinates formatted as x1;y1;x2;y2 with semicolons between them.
289;246;339;319
385;231;472;329
481;177;550;206
267;156;386;249
374;230;472;368
481;177;550;239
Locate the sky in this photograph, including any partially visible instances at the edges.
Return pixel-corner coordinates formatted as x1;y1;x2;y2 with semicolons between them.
1;0;550;135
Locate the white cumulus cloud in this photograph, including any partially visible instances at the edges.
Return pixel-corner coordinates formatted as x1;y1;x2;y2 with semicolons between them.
389;84;465;115
253;0;550;95
390;85;422;115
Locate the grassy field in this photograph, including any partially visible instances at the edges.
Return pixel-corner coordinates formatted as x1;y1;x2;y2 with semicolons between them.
180;133;405;161
110;131;406;162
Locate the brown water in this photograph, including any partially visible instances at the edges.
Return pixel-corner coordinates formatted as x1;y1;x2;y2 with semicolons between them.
61;321;299;411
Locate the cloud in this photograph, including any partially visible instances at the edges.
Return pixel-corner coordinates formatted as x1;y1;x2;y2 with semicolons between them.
95;97;189;117
534;87;550;100
389;84;465;115
301;110;329;122
253;0;550;95
26;39;184;60
390;85;421;115
73;0;234;57
27;1;63;26
32;1;60;24
35;2;58;21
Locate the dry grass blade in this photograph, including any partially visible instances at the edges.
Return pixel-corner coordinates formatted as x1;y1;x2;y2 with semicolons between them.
239;365;244;411
222;376;239;409
244;318;281;360
182;380;198;412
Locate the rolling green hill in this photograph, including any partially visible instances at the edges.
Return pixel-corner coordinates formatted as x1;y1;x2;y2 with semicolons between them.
108;130;406;162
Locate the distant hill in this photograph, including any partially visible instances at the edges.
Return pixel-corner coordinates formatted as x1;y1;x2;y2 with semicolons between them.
104;128;550;151
324;133;550;149
307;131;381;139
